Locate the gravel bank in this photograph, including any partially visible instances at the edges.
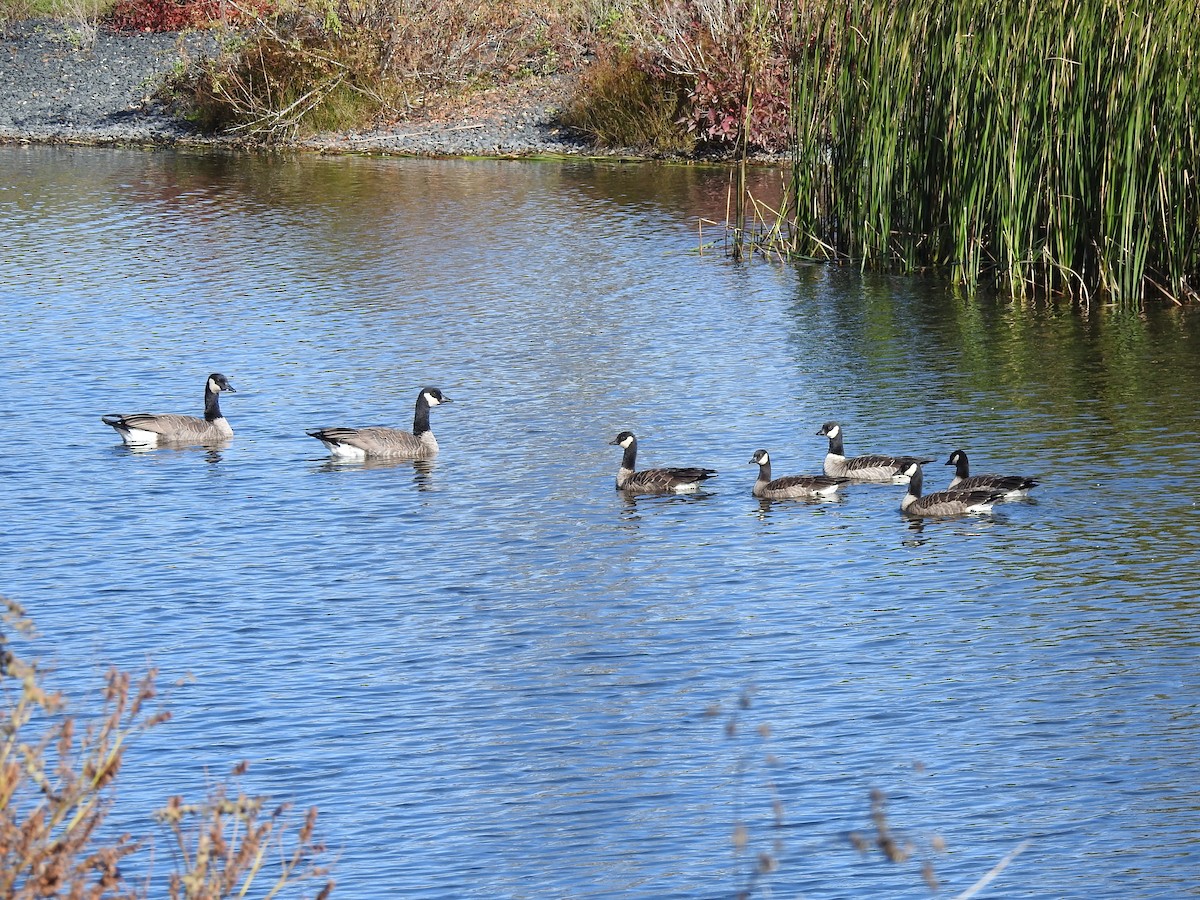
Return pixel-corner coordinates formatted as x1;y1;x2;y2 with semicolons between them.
0;18;595;156
0;19;217;145
296;74;595;158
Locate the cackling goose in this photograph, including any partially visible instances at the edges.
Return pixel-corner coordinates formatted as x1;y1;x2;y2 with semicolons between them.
749;449;847;499
307;387;451;460
945;449;1039;497
101;373;236;447
609;431;716;494
817;421;932;482
899;461;1005;518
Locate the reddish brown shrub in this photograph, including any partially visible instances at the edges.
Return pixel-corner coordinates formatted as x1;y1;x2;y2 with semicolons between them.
627;0;797;153
104;0;271;33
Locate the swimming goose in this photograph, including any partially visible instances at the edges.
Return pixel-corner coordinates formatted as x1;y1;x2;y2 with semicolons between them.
816;421;932;482
609;431;716;493
899;462;1005;518
307;387;451;460
945;449;1039;497
101;373;236;447
749;449;847;499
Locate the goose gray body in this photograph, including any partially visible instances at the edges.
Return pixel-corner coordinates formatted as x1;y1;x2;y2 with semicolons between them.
945;449;1039;497
308;387;450;460
900;462;1005;518
101;373;236;447
817;421;932;482
609;431;716;494
749;449;847;499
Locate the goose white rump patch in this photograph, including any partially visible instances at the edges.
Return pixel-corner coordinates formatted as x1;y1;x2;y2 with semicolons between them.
323;440;368;461
117;427;161;447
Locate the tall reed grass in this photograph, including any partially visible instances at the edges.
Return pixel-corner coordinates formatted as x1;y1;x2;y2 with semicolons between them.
780;0;1199;305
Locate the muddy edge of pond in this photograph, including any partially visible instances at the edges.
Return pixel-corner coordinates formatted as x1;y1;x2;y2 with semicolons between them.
0;18;784;162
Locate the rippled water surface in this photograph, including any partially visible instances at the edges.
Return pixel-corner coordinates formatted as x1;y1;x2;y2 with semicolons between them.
2;146;1199;898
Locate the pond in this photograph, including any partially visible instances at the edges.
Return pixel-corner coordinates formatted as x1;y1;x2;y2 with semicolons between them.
1;146;1198;899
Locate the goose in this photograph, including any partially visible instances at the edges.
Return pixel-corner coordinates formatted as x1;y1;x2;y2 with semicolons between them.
749;449;847;499
899;461;1005;518
945;449;1039;497
307;387;451;460
816;421;932;482
101;373;236;447
609;431;716;493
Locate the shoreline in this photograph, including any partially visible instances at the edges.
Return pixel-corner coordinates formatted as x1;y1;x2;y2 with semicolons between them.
0;18;786;164
0;19;669;160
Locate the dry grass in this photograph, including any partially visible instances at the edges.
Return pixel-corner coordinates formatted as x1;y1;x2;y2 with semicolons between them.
156;765;333;900
175;0;592;139
0;0;114;41
52;0;107;45
1;597;334;898
558;48;694;153
623;0;792;150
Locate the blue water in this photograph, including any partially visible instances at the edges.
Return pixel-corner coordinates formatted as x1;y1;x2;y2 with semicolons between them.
1;146;1199;898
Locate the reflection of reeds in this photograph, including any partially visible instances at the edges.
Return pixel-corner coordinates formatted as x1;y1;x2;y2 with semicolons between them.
739;0;1198;307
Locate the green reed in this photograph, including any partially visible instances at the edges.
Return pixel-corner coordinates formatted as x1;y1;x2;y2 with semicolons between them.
781;0;1199;305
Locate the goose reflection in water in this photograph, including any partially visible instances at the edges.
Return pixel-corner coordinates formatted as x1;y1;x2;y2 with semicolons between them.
313;456;438;492
107;441;231;462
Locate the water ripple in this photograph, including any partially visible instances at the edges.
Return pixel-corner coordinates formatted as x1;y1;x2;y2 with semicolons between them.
0;147;1198;899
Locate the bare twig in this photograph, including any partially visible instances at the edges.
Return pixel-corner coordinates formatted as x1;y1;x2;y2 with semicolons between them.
950;840;1031;900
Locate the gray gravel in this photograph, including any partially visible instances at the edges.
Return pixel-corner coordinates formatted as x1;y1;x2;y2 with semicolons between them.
0;18;597;156
296;76;595;158
0;19;217;144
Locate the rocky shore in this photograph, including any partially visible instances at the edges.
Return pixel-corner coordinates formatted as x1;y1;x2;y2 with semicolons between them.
0;18;596;157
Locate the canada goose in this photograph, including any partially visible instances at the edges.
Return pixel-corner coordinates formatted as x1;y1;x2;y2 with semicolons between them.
101;373;236;447
899;462;1005;517
609;431;716;493
307;387;451;460
748;449;847;499
945;449;1039;497
816;421;932;482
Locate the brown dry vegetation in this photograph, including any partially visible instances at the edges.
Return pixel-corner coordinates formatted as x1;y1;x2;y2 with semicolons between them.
171;0;596;140
0;0;792;154
1;597;334;899
572;0;793;152
143;0;788;153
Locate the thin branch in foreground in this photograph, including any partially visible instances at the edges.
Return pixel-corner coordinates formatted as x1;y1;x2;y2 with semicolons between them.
951;839;1031;900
